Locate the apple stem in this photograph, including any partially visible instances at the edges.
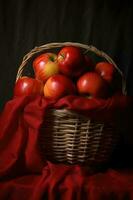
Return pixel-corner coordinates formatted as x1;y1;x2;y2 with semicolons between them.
50;56;55;62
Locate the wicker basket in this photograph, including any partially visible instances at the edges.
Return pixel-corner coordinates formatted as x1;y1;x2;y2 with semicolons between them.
16;42;126;166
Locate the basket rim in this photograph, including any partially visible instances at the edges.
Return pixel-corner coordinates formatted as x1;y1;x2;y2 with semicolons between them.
16;42;127;95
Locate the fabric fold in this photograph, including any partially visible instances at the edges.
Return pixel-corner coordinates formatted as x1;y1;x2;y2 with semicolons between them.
0;94;133;199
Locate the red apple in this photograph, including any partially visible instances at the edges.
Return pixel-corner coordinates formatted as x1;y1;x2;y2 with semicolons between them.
77;72;109;98
14;76;43;96
57;46;86;77
95;62;116;84
44;74;76;99
33;53;59;83
95;61;123;93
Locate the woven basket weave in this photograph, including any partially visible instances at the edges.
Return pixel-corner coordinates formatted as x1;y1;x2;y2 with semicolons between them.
16;42;126;166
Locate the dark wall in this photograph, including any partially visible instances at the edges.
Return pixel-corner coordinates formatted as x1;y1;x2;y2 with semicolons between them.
0;0;133;111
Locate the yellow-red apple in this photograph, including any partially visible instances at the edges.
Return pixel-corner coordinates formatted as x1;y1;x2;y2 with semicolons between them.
33;53;59;83
44;74;76;99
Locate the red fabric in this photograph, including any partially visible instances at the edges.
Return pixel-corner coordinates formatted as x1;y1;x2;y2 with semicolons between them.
0;95;133;200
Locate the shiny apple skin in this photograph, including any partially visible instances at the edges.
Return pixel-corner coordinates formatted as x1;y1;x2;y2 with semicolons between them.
95;61;122;93
77;72;109;98
95;62;116;84
44;74;76;99
57;46;86;77
14;76;43;96
33;53;59;83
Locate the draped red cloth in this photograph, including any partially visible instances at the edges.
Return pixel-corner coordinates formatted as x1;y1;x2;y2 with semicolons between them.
0;94;133;200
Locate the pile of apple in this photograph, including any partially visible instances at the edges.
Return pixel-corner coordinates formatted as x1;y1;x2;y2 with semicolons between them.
14;46;122;99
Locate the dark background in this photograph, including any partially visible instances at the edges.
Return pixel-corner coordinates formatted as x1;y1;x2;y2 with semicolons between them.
0;0;133;167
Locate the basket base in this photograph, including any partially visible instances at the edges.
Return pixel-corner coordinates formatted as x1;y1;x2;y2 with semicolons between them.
38;109;120;170
40;153;110;174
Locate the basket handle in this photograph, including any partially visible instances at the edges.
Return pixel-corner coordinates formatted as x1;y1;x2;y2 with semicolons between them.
16;42;127;95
